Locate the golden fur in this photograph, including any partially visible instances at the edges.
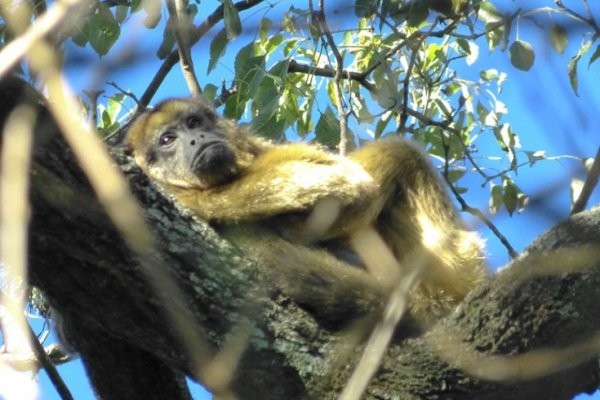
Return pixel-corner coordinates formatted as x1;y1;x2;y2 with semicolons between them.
126;97;488;330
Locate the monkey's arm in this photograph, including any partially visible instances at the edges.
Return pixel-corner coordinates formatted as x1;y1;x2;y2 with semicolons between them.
173;146;378;224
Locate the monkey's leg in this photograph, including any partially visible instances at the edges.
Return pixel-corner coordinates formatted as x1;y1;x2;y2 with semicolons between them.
220;224;386;328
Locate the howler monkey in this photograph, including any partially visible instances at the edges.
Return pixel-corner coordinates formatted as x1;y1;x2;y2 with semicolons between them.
125;97;487;330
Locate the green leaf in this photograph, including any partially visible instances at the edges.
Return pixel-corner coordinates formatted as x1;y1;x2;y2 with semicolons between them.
568;40;592;96
509;40;535;71
315;108;340;148
502;178;518;216
524;150;545;166
478;1;501;23
222;0;242;40
235;43;266;97
223;92;246;120
407;1;429;27
88;5;120;57
101;109;111;129
203;84;218;103
493;123;518;166
567;56;579;96
489;183;503;215
446;169;466;183
106;93;124;118
550;24;568;55
501;178;528;216
115;5;128;24
71;25;89;47
589;44;600;67
374;111;392;138
355;0;378;17
252;80;285;139
264;34;284;55
297;106;313;138
157;23;175;59
266;59;290;85
460;40;478;65
208;29;229;74
480;69;498;81
484;22;504;51
259;18;272;42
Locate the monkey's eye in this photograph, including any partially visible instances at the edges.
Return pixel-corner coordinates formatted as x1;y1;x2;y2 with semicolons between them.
159;132;177;146
186;115;203;129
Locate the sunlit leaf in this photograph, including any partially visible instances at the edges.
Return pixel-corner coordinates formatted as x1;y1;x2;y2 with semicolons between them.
489;183;503;215
480;69;498;81
570;177;585;206
524;150;545;166
259;18;272;42
484;22;504;51
478;1;501;23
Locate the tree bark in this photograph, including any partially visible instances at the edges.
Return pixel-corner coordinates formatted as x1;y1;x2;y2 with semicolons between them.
4;79;600;399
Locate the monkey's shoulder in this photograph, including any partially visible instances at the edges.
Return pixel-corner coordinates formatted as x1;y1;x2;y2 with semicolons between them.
245;143;377;197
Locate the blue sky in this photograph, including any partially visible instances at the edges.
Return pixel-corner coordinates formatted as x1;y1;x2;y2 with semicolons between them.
11;0;600;398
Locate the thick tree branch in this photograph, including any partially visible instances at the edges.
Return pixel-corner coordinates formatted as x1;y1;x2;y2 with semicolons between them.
287;60;376;92
3;80;600;399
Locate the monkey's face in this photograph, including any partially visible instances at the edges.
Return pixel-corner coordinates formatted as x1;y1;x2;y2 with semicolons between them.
129;99;240;190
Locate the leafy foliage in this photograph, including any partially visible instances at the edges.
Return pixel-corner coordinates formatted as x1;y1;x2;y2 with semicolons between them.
0;0;597;218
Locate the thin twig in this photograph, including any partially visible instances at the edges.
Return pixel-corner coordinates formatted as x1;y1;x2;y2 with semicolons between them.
140;0;264;107
107;81;142;106
28;323;74;400
555;0;600;37
167;0;202;96
314;0;353;154
571;146;600;215
397;22;438;134
440;133;518;259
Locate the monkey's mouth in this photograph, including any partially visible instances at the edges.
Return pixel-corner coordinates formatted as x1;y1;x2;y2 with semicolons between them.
192;141;235;176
